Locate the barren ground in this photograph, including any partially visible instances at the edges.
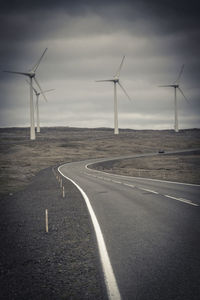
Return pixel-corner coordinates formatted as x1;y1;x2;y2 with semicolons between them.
1;127;200;195
0;127;200;299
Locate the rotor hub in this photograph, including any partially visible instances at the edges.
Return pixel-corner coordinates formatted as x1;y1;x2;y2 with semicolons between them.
29;72;35;78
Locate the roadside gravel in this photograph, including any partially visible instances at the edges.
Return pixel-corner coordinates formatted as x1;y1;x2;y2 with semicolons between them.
0;166;107;300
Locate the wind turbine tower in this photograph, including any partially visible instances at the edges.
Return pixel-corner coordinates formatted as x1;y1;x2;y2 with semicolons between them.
3;48;48;140
96;56;132;135
159;65;188;133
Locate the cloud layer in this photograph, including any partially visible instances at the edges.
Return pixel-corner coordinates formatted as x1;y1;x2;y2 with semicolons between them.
0;0;200;130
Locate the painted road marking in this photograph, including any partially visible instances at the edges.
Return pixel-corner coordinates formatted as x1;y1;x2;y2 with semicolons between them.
84;171;198;208
164;195;198;207
58;165;121;300
111;180;122;184
123;183;135;188
103;177;111;181
85;163;200;187
140;188;159;194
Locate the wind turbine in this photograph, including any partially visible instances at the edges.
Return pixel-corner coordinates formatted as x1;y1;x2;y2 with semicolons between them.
26;81;54;133
3;48;48;140
96;56;132;135
159;64;188;133
34;88;54;133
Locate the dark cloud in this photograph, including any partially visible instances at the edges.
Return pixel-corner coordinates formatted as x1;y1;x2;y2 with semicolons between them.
0;0;199;129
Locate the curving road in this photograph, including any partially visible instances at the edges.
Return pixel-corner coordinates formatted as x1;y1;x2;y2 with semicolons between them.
59;152;200;300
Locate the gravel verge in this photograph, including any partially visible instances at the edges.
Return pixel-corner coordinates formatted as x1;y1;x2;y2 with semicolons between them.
0;166;107;300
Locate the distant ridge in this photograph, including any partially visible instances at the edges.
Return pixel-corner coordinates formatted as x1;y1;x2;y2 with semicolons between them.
0;126;199;131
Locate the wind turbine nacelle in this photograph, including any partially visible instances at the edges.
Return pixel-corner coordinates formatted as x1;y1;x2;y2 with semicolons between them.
29;72;35;78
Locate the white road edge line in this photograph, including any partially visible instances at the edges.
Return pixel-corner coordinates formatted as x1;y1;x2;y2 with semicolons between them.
58;165;121;300
164;194;198;207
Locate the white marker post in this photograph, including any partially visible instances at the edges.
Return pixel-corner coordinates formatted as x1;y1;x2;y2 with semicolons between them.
60;178;62;188
62;186;65;198
45;209;48;233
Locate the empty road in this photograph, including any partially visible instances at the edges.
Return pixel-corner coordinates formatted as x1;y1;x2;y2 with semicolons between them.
59;153;200;300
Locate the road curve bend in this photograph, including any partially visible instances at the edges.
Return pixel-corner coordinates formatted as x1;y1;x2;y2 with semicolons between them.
58;152;200;300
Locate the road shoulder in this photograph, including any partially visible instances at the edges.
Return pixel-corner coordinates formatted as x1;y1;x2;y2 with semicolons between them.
0;166;107;300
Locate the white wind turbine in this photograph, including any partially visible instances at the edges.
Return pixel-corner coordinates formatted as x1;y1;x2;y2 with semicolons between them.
96;56;132;135
26;82;54;133
3;48;48;140
159;64;189;132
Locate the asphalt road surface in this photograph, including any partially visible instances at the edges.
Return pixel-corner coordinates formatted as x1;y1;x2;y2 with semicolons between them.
59;153;200;300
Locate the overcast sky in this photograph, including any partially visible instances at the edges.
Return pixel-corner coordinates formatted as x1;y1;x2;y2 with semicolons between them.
0;0;200;130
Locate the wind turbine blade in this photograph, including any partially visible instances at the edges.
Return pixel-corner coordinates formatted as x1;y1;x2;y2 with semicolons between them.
114;56;125;79
158;85;174;87
118;81;132;101
43;89;55;93
96;79;114;82
33;77;48;102
31;48;48;72
3;70;30;76
26;79;38;95
178;87;189;103
174;64;184;84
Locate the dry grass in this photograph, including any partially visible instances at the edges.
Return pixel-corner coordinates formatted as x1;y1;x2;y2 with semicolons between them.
98;152;200;184
0;127;200;195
